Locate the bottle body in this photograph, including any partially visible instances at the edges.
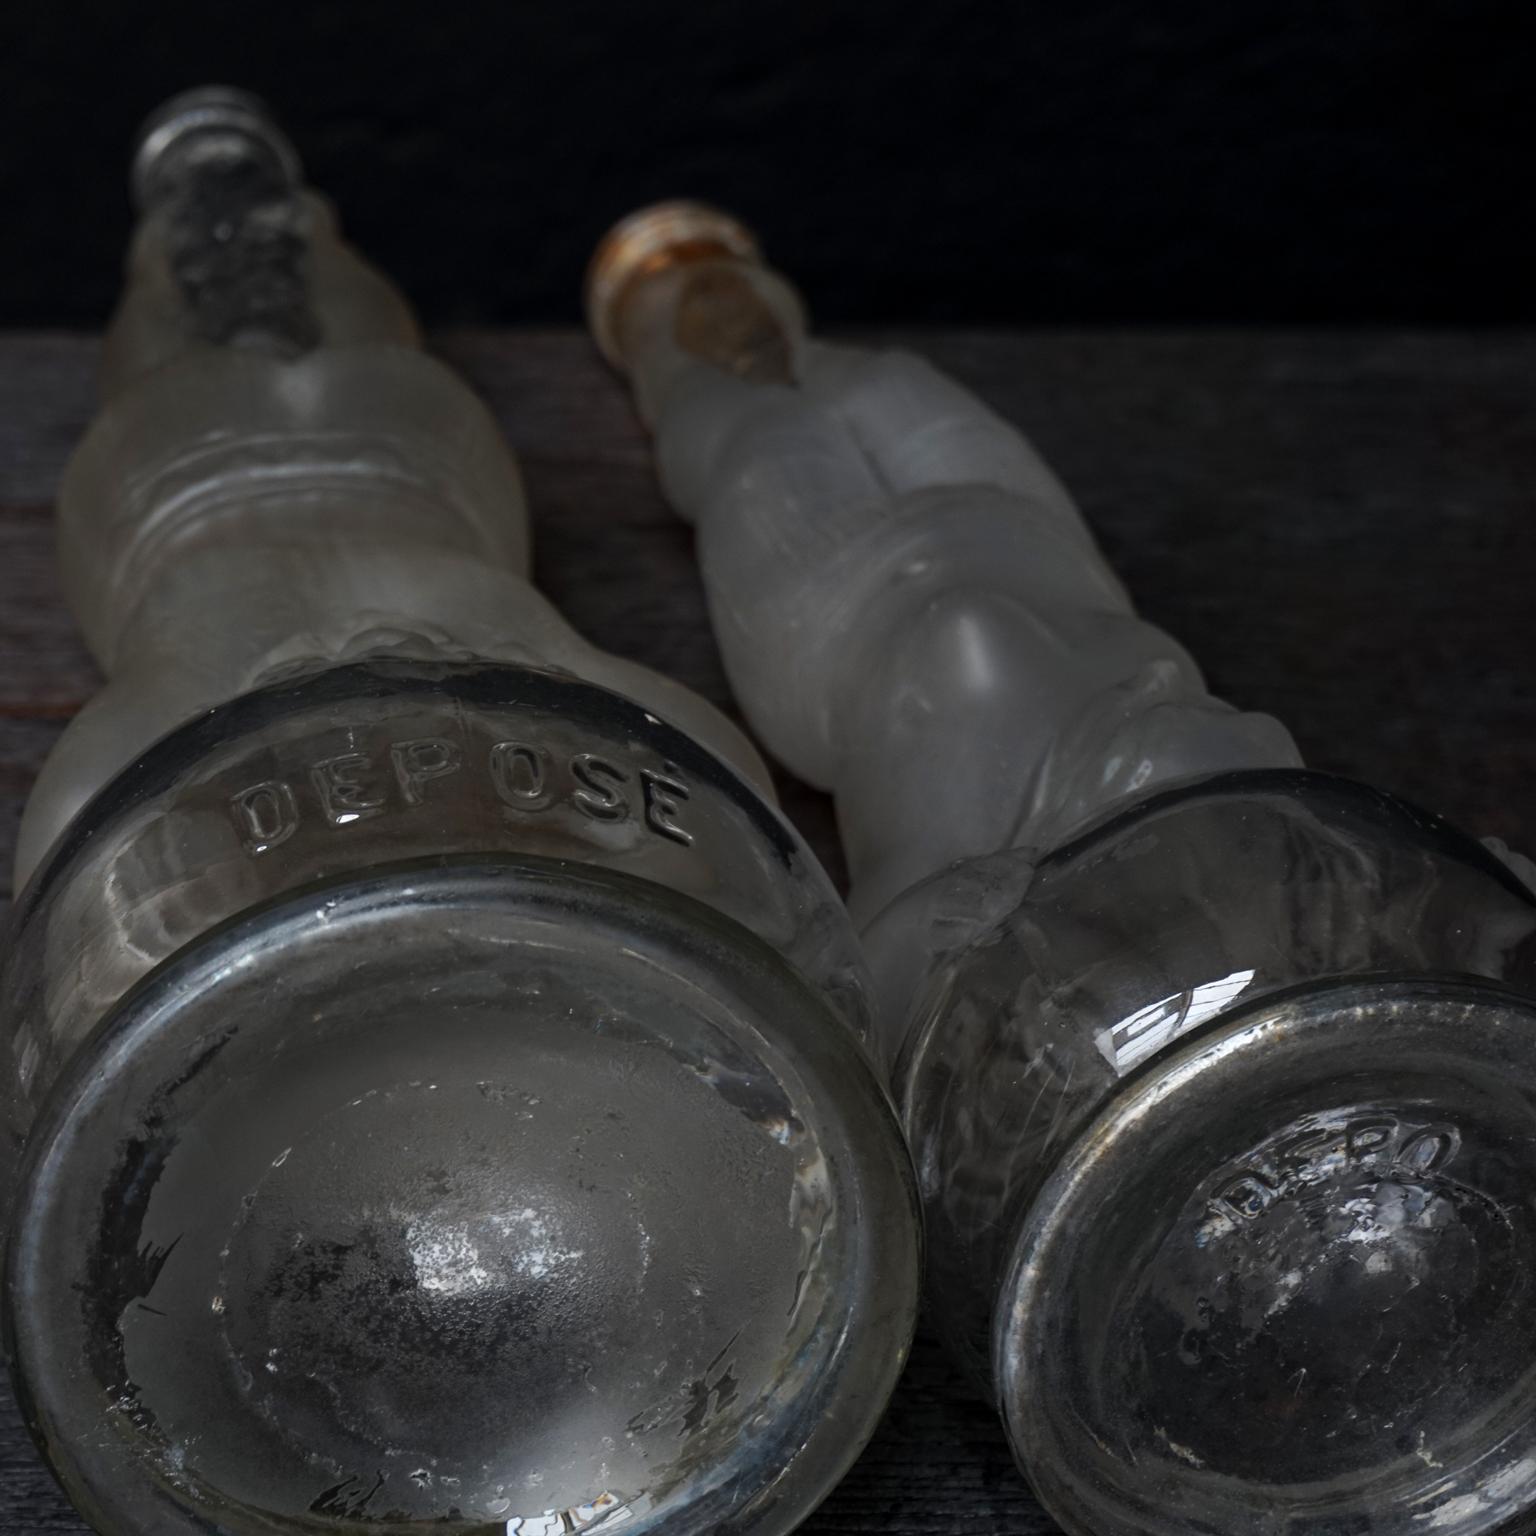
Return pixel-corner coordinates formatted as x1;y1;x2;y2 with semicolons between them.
594;211;1298;926
19;211;761;884
592;205;1536;1536
2;102;920;1536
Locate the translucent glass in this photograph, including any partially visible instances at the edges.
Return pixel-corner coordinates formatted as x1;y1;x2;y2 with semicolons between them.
0;99;920;1536
592;204;1536;1536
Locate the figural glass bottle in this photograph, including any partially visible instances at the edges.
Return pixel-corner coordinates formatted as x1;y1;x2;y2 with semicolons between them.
590;202;1536;1536
0;96;919;1536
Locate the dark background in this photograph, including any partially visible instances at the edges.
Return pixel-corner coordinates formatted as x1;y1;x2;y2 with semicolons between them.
1;0;1533;329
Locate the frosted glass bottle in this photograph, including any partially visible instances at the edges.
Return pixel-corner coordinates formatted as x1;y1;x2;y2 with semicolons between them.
591;203;1536;1536
0;98;919;1536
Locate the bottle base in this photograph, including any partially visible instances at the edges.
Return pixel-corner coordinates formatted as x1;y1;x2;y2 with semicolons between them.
6;855;919;1536
998;976;1536;1536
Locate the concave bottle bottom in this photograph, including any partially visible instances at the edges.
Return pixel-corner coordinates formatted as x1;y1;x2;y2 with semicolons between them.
999;978;1536;1536
8;858;918;1536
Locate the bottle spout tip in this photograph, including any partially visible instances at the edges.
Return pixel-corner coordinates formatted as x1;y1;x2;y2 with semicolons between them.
131;84;302;213
585;199;761;369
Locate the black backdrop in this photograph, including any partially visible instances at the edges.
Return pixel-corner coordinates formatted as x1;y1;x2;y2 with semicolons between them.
1;0;1531;328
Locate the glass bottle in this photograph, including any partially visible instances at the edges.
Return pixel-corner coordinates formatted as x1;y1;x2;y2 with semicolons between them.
0;98;919;1536
591;201;1536;1536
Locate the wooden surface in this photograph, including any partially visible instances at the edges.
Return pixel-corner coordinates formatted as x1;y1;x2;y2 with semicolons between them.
2;329;1535;1531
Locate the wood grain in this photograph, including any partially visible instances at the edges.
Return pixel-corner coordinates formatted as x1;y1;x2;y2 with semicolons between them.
2;328;1534;1533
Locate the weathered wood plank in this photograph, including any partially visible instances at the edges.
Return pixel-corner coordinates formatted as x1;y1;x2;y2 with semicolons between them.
1;327;1533;1533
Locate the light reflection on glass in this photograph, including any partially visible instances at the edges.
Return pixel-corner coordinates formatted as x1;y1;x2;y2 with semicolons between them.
1096;968;1257;1074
